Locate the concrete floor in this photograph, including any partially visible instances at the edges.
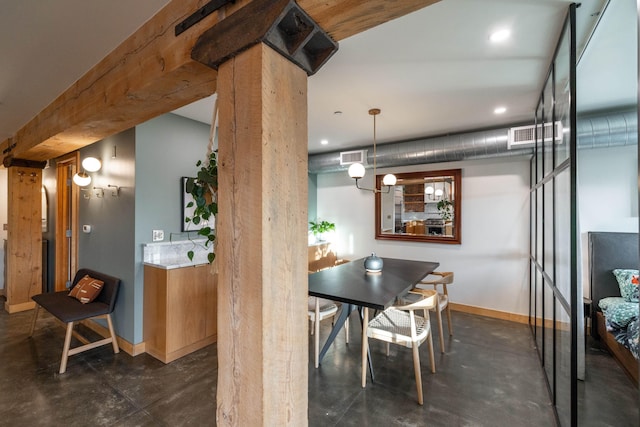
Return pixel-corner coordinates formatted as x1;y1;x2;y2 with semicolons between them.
0;297;636;426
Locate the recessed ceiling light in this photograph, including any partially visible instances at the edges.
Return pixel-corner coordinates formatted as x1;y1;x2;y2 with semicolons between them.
494;106;507;114
321;139;329;145
489;29;511;43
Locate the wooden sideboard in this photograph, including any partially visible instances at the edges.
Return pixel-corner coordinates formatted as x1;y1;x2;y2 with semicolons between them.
308;242;349;272
143;264;217;363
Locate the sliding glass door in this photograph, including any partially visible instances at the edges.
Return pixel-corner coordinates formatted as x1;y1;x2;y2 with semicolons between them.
529;4;576;426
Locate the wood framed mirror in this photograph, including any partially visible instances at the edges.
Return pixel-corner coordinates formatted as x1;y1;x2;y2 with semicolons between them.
375;169;461;244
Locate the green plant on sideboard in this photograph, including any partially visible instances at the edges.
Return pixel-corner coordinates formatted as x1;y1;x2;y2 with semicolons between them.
309;220;335;242
184;151;218;263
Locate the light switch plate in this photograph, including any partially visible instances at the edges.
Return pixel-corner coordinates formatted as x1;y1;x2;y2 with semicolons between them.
152;230;164;242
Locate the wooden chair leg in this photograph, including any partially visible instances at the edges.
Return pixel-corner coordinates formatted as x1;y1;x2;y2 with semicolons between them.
436;306;445;353
106;314;120;353
29;304;40;337
412;343;423;405
427;331;436;374
445;305;453;336
59;322;74;374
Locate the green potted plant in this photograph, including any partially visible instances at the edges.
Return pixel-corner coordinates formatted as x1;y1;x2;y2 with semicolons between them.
184;151;218;263
437;199;453;222
309;220;336;242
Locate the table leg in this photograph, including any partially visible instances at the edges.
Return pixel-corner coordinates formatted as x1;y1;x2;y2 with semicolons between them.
317;303;354;363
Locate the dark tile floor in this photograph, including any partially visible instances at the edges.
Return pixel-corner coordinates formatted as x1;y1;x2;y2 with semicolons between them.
0;297;636;426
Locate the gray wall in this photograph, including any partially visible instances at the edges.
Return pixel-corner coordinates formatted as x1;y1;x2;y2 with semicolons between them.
308;173;317;223
40;113;210;345
77;129;136;342
134;113;210;343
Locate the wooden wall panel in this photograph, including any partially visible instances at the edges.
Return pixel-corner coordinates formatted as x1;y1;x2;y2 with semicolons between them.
6;167;42;312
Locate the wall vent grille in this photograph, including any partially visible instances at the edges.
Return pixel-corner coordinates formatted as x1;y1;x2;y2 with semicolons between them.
508;121;563;148
339;150;367;165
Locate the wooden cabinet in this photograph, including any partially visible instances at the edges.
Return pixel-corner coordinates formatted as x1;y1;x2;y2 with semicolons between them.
403;183;425;212
144;264;217;363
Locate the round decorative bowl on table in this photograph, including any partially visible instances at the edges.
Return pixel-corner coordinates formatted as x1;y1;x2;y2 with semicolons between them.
364;253;383;273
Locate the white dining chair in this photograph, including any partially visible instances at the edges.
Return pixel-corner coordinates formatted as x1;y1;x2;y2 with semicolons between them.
308;297;349;368
413;271;454;352
362;289;437;405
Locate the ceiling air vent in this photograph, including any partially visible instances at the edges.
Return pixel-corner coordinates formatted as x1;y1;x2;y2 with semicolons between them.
339;149;367;165
508;121;563;149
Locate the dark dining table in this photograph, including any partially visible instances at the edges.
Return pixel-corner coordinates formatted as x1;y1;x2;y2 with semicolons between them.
308;257;439;380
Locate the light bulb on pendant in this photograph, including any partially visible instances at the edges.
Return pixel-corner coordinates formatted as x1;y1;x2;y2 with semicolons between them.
348;163;365;179
382;174;396;186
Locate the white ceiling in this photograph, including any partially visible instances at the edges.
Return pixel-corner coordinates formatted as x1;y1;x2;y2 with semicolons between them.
0;0;636;157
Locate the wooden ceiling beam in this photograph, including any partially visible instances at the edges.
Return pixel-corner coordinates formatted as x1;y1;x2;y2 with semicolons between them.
0;0;439;163
300;0;440;41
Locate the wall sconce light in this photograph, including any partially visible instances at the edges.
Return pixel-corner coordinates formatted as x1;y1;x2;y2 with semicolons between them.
73;171;91;187
72;157;101;187
435;188;444;199
82;157;102;172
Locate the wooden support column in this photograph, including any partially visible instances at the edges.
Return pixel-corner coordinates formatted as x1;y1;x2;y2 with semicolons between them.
6;166;43;313
216;42;308;426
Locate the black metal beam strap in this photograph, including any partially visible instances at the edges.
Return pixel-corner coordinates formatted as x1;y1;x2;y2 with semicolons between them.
175;0;236;37
191;0;338;76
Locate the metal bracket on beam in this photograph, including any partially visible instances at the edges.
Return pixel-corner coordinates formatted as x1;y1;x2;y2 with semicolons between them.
2;156;47;169
191;0;338;76
175;0;236;37
263;2;338;75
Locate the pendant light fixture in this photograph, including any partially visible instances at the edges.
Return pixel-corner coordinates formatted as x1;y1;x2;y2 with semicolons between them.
347;108;396;193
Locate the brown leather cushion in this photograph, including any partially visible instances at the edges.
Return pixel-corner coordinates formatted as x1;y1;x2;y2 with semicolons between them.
68;275;104;304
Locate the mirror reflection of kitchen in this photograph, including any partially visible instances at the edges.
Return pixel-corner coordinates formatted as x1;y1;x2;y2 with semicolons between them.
381;174;455;236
